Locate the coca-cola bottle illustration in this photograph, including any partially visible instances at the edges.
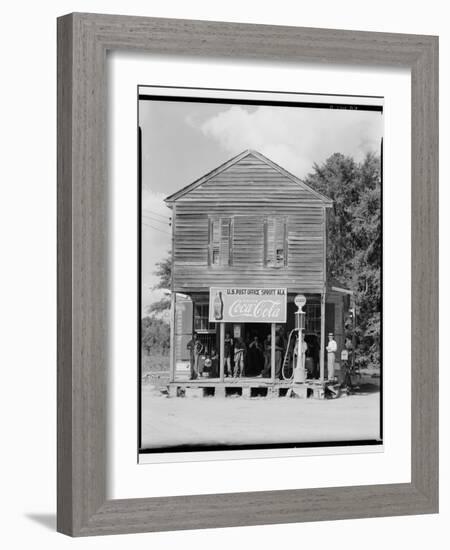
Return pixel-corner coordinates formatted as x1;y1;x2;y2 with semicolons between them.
213;291;224;321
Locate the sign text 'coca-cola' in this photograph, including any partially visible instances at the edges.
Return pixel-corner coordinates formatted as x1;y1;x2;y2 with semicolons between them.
209;287;287;323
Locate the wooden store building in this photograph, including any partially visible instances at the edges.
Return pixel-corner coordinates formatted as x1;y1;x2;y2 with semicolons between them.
164;150;353;397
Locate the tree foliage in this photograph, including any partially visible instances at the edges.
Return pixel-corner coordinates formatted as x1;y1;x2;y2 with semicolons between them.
304;152;382;368
147;297;171;316
145;255;172;318
142;255;172;354
141;316;170;355
153;256;172;290
143;254;172;316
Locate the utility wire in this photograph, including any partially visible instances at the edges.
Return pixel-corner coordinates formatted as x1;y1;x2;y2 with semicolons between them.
142;214;170;226
142;209;170;221
142;222;171;236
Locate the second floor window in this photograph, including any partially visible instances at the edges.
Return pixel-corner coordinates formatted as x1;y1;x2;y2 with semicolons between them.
208;215;287;267
264;217;287;267
209;217;232;266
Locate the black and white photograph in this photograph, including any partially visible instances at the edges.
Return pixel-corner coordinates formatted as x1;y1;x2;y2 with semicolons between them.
1;0;443;543
139;86;383;456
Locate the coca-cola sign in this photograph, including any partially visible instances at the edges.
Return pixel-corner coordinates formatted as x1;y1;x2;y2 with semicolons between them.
209;287;287;323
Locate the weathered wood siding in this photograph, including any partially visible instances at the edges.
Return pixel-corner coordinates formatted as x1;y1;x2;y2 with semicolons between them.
169;153;327;293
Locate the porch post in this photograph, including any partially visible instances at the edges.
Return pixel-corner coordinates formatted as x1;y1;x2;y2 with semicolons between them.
219;322;225;381
319;291;326;382
271;322;276;382
169;292;176;383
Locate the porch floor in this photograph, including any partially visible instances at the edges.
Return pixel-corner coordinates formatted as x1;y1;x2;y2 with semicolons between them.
167;377;332;399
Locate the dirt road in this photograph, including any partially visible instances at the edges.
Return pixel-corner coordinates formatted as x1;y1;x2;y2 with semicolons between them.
141;384;381;449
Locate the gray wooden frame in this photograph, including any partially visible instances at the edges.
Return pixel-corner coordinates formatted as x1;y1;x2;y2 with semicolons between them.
57;12;438;537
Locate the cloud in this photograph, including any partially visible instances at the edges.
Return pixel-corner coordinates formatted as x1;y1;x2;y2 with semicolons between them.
198;105;383;178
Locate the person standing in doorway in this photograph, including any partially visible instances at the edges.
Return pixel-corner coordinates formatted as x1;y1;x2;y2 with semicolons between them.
224;331;234;377
278;325;288;355
248;335;263;376
326;332;337;380
274;332;285;379
233;337;246;378
210;347;219;378
260;334;272;378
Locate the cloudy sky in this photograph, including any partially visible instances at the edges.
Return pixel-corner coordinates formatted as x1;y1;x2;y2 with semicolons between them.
139;97;383;313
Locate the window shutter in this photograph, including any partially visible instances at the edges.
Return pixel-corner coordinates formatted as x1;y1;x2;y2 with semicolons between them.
266;218;275;265
209;217;232;266
220;218;231;266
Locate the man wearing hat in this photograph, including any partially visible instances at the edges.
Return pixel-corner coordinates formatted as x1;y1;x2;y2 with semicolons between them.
326;333;337;380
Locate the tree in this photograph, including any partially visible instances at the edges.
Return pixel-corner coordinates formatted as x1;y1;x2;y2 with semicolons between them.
146;254;172;316
304;152;382;368
153;255;172;290
142;254;172;355
141;316;170;355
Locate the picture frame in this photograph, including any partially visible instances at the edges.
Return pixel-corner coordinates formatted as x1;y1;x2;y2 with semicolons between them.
57;12;438;536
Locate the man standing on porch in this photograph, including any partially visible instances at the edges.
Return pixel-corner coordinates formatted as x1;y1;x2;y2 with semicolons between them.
187;332;203;380
326;333;337;380
233;337;246;378
224;332;234;377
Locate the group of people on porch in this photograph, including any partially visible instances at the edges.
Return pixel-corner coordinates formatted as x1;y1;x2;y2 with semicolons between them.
187;329;341;381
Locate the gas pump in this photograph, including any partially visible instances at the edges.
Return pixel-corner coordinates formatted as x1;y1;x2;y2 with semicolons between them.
293;295;307;384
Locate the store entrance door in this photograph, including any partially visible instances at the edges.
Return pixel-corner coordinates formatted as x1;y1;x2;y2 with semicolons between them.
242;323;270;377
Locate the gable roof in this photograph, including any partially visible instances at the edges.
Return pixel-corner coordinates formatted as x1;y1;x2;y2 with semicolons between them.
164;149;333;206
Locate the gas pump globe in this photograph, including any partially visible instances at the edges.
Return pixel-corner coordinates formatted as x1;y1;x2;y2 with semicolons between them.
293;295;307;384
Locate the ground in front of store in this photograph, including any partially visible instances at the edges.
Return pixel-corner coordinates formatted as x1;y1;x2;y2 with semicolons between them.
140;369;381;449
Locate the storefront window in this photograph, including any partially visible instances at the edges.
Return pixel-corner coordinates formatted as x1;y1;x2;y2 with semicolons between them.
194;303;216;332
306;303;321;333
